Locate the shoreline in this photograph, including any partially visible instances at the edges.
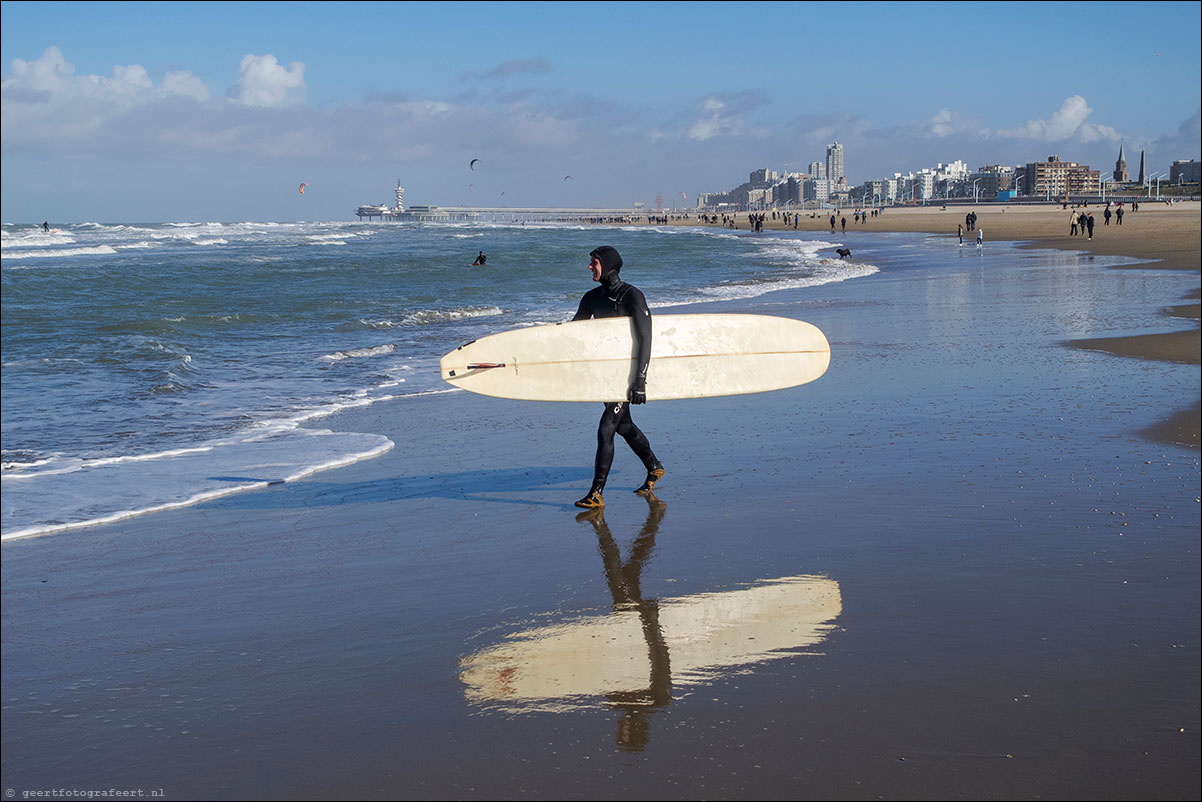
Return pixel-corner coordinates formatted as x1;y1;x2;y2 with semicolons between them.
652;202;1201;447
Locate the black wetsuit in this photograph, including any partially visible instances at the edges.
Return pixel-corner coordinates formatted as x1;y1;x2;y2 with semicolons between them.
573;270;659;494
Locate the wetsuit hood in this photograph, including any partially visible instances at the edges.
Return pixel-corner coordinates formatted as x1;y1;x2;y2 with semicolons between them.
590;245;624;293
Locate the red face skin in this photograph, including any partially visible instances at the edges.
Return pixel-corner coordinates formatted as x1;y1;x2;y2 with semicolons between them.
588;255;603;282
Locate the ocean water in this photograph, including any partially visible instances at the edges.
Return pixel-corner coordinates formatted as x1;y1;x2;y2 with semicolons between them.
2;220;877;539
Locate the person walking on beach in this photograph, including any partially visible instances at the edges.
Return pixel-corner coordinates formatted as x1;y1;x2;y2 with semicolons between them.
1116;206;1124;225
1086;213;1095;240
572;246;664;509
841;216;846;232
976;228;983;248
1070;212;1078;236
830;214;836;232
958;224;963;246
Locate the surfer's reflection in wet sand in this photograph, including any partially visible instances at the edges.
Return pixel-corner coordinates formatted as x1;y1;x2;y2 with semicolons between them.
576;493;670;751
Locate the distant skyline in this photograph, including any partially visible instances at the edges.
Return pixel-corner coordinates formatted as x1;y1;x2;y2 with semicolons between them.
2;0;1199;222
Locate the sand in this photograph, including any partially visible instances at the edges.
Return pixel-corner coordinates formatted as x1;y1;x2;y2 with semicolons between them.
2;214;1200;800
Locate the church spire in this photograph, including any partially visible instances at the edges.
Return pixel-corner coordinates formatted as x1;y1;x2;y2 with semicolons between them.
1114;144;1129;183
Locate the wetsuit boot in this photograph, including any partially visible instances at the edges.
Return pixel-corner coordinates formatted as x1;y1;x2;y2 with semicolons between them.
634;462;665;495
575;483;605;509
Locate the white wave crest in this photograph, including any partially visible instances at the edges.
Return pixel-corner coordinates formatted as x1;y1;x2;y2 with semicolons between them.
321;344;397;361
402;306;503;325
1;231;75;249
6;245;118;259
698;261;880;302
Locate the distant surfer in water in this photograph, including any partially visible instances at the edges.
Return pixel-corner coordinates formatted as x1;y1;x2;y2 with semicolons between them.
42;221;50;232
472;251;487;266
572;245;664;509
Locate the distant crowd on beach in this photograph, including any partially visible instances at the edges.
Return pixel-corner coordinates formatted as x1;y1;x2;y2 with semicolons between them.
1066;200;1139;239
683;208;887;232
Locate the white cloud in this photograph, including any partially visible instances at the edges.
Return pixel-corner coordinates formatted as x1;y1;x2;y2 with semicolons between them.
3;45;74;92
929;109;958;137
685;92;769;141
235;54;306;107
160;70;210;101
2;45;210;107
1000;95;1096;141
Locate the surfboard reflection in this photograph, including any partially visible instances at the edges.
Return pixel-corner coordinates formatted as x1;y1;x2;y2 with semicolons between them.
459;496;842;749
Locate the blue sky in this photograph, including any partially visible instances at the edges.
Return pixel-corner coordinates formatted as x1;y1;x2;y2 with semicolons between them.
2;0;1199;221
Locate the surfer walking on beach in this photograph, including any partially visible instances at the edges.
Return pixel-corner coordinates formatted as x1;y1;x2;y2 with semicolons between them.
572;246;664;509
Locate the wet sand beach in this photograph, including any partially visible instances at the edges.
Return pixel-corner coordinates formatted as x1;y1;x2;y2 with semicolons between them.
3;224;1200;800
698;201;1202;447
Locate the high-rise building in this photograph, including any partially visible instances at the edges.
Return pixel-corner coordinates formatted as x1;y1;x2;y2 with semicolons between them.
1114;145;1129;183
809;161;826;180
826;142;844;184
749;168;777;185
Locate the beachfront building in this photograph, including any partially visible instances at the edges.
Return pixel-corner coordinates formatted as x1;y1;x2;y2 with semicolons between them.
1114;145;1130;183
881;177;899;203
969;165;1017;200
1169;159;1200;184
930;161;970;199
775;175;806;207
913;170;937;201
805;177;830;204
1020;156;1101;198
826;142;844;184
858;179;884;205
809;161;826;180
888;172;915;203
749;168;778;185
697;168;775;209
806;178;826;203
936;160;971;182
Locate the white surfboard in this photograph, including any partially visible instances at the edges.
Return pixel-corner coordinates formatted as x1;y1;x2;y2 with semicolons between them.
459;574;842;712
440;313;830;402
